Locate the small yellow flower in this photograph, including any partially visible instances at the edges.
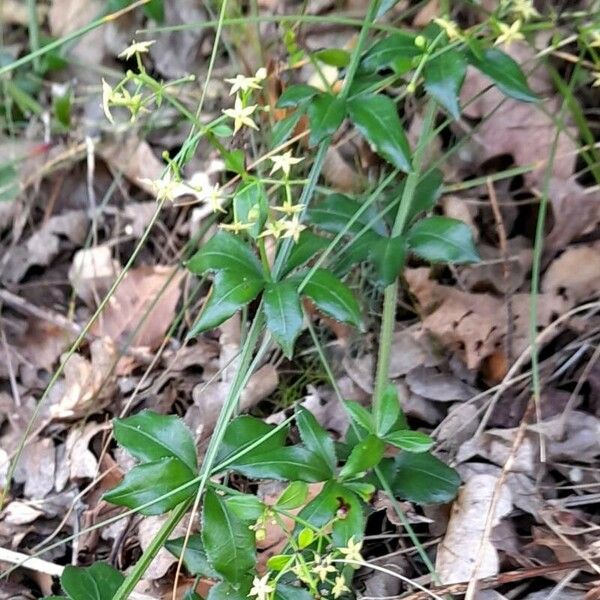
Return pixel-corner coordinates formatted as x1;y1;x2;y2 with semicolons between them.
201;183;226;213
139;176;180;202
118;40;155;60
272;201;304;216
434;17;462;41
332;574;350;598
225;67;267;95
339;536;363;565
495;20;525;46
102;79;115;123
281;215;306;243
510;0;539;20
592;71;600;87
249;573;274;600
588;30;600;48
269;150;304;177
259;219;287;240
313;554;336;582
219;219;254;234
223;95;258;133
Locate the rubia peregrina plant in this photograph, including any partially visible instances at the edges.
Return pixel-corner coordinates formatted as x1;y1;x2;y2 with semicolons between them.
48;5;537;600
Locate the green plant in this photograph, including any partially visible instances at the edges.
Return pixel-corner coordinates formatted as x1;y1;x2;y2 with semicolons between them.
41;3;539;599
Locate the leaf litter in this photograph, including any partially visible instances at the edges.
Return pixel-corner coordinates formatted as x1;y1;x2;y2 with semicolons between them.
0;1;599;599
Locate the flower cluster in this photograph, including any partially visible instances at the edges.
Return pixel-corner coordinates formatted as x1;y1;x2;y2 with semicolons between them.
248;537;363;600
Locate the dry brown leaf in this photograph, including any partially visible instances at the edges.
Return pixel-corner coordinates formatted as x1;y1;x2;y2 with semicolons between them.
2;501;45;525
138;515;188;580
91;265;183;350
405;366;474;402
542;243;600;305
69;245;121;306
18;319;76;373
48;338;117;420
407;268;569;369
435;474;512;584
460;43;576;186
13;439;56;499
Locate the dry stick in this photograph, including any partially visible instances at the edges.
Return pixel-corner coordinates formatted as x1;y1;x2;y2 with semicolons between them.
401;559;592;600
486;177;513;360
464;401;535;600
474;298;600;438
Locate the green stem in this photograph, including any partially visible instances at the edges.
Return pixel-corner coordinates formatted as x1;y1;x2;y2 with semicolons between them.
372;100;437;405
113;500;191;599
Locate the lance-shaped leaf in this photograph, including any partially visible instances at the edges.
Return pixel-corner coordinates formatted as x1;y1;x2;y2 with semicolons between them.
103;457;197;515
276;84;320;108
467;46;537;103
113;410;197;472
165;534;219;578
307;93;346;146
61;563;124;600
407;216;480;264
369;234;406;286
284;230;329;275
361;31;420;74
228;446;332;482
423;49;467;119
374;383;400;437
263;280;303;358
301;269;362;328
189;270;264;336
296;407;336;474
186;231;263;280
384;430;434;453
347;94;412;173
233;178;268;239
202;488;255;584
308;193;386;235
215;415;288;466
339;434;385;479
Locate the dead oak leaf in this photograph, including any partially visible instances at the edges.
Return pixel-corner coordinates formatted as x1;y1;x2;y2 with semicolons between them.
91;265;183;350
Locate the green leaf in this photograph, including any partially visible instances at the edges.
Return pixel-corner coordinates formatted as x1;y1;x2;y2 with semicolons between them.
113;410;197;472
423;49;467;119
207;579;252;600
308;194;380;235
407;216;480;264
307;93;346;146
186;231;263;279
296;407;336;474
275;584;314;600
189;270;264;335
347;94;412;173
272;110;303;147
225;493;265;521
406;168;444;223
103;458;196;515
385;430;434;453
165;534;219;578
315;48;351;67
216;415;288;466
276;84;320;108
297;481;364;546
369;235;406;286
374;383;400;437
361;32;420;74
276;481;309;510
263;281;303;358
385;452;460;503
228;446;332;482
202;488;255;583
284;231;329;275
298;527;315;548
268;554;292;571
339;434;385;479
143;0;164;22
182;592;202;600
301;269;362;328
344;400;374;433
343;481;376;502
0;163;19;202
467;46;537;103
223;149;246;174
233;178;268;239
61;563;124;600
